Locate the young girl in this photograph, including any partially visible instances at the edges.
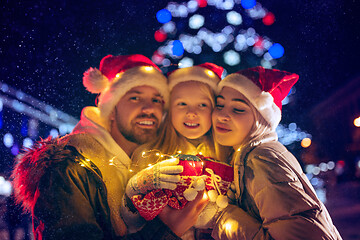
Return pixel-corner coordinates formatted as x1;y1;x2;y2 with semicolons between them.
122;63;228;238
132;63;224;170
211;66;342;239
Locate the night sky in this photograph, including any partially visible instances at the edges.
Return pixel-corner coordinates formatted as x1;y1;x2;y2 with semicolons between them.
1;0;359;135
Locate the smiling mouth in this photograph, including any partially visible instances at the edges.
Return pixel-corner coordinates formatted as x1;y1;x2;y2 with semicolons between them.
137;120;156;128
216;126;231;133
184;122;199;128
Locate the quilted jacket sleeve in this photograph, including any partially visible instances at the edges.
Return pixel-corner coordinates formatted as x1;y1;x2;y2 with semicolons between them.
33;158;114;240
212;143;340;240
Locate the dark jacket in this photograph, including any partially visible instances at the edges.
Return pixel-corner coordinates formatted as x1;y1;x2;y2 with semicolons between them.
11;135;180;240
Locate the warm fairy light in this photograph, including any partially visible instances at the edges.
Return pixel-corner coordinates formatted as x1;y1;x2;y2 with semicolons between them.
202;191;209;200
115;73;121;78
177;150;182;154
206;70;214;77
144;66;153;71
198;152;203;155
148;164;153;167
85;158;90;162
354;116;360;127
301;137;312;148
156;152;160;156
224;220;238;233
129;169;133;172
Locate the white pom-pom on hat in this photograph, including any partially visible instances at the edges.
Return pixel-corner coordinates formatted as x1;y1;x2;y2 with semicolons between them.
83;67;109;94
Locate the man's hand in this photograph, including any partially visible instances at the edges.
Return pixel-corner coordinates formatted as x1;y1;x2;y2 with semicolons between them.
158;190;209;237
126;158;183;197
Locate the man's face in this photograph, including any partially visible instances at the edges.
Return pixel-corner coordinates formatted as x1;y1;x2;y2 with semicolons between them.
112;85;164;145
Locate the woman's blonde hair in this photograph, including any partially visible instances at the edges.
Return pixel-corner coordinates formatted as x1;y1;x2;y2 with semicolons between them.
227;99;274;164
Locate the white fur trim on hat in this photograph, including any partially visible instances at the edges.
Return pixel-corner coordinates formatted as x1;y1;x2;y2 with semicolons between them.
218;73;281;129
97;66;169;127
168;66;220;92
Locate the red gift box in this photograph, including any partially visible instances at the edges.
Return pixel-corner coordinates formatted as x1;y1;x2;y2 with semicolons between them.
131;154;233;221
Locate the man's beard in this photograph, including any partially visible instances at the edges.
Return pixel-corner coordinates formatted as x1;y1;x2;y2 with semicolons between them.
117;114;160;145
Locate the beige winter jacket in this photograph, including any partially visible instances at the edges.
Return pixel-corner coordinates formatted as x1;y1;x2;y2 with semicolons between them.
212;140;342;240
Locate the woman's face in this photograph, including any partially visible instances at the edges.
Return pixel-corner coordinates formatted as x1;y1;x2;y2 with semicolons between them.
212;87;255;150
171;81;213;140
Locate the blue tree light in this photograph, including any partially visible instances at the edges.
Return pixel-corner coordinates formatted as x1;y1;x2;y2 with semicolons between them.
172;40;184;56
268;43;284;59
156;9;172;24
241;0;257;9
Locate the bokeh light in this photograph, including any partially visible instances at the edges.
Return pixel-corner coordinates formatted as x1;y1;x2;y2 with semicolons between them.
196;0;207;8
301;137;312;148
262;12;275;25
354;116;360;127
226;11;242;25
172;40;185;56
189;14;205;29
241;0;257;9
156;9;172;24
154;30;167;42
268;43;284;59
223;50;241;66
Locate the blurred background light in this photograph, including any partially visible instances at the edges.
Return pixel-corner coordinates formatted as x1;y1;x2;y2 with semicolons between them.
3;133;14;148
262;12;275;25
241;0;257;9
224;50;241;66
268;43;284;59
154;30;167;42
179;57;194;68
301;137;312;148
226;11;242;25
172;40;184;56
156;9;172;23
354;116;360;127
189;14;205;29
196;0;208;8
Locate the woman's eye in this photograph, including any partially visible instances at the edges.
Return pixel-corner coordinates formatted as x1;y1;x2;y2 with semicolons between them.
199;103;208;108
177;102;186;106
233;108;245;113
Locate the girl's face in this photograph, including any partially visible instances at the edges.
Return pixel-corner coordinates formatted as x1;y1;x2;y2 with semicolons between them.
212;87;255;150
171;81;213;140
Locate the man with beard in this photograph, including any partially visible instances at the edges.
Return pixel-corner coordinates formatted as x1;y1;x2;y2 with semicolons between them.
11;54;208;240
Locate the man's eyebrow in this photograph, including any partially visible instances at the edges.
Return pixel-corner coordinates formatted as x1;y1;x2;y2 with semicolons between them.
126;90;141;94
126;90;162;97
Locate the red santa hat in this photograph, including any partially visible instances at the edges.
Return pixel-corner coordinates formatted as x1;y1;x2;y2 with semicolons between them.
82;54;169;122
218;66;299;129
167;63;224;91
